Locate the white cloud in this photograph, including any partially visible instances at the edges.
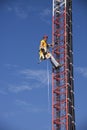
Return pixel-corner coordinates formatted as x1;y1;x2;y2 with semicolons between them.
14;6;28;18
40;8;51;24
29;107;47;113
7;68;51;93
75;67;87;78
6;2;52;23
14;5;34;19
6;1;35;19
7;6;12;11
20;69;51;88
0;111;15;118
16;99;31;106
15;99;47;113
4;63;19;69
0;90;7;95
40;8;51;17
8;85;32;93
20;69;47;82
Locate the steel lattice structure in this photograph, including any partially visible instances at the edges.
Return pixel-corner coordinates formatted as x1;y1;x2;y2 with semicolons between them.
52;0;76;130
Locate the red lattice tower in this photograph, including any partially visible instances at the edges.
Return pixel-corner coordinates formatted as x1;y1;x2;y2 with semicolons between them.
52;0;76;130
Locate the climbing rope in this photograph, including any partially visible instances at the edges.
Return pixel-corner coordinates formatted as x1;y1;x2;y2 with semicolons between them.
47;61;50;113
47;61;51;130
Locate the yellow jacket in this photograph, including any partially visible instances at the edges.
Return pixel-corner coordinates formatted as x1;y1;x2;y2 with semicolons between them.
40;40;47;48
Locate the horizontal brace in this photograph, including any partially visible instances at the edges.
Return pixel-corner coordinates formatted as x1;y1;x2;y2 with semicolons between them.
66;12;71;17
53;85;66;91
54;12;65;18
53;88;66;93
54;30;65;35
54;32;65;37
55;1;65;8
54;115;66;122
57;57;65;62
54;76;65;81
55;10;65;15
54;70;65;76
54;21;64;26
53;120;65;125
53;84;73;92
68;113;72;118
53;45;65;50
54;51;65;55
54;91;66;95
53;99;66;104
53;105;66;110
54;28;65;33
54;33;65;37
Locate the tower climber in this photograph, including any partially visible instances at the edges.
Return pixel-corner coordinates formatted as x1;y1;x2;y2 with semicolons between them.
39;35;62;68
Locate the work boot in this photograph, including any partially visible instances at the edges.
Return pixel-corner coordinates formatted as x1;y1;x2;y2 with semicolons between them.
55;64;62;70
58;64;62;67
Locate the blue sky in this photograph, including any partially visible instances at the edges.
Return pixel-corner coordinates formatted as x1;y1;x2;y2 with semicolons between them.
0;0;87;130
